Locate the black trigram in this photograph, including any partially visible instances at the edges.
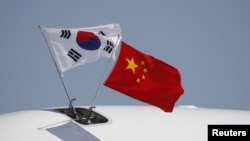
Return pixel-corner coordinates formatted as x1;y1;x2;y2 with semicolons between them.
98;31;106;36
68;48;82;62
60;30;71;39
103;40;114;54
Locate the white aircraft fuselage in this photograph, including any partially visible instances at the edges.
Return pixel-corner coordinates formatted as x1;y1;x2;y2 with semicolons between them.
0;105;249;141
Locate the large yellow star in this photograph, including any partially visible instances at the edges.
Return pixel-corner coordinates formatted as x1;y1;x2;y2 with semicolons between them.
125;57;138;74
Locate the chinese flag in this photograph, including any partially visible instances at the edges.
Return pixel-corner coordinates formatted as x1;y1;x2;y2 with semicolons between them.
104;41;184;112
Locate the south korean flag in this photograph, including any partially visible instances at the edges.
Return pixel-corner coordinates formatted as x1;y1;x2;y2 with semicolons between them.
40;23;122;74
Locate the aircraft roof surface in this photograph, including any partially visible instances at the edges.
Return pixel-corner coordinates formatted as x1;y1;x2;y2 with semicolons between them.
0;105;249;141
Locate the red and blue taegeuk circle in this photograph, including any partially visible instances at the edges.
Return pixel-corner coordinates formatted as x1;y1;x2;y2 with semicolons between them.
76;31;101;50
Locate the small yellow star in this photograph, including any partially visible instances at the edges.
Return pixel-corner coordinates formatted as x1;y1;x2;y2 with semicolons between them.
126;57;138;74
136;78;141;83
141;61;145;66
141;74;146;80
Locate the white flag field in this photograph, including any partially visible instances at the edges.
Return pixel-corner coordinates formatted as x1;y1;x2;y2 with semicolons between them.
40;23;122;74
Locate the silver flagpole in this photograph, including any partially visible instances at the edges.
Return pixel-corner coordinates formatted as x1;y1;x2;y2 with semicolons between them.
85;34;121;122
38;25;77;116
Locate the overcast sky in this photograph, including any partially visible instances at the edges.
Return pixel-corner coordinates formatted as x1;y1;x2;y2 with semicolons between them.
0;0;250;114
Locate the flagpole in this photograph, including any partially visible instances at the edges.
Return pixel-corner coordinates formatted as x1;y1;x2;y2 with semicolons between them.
85;34;121;121
38;25;74;108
